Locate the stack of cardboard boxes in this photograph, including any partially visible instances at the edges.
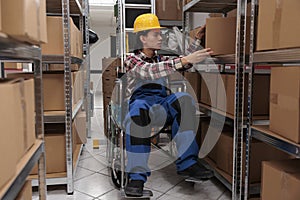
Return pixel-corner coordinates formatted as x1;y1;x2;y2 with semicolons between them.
102;57;121;137
1;3;86;178
0;0;47;195
184;0;300;193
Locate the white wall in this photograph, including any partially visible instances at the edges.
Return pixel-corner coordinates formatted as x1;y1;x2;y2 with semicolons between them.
89;23;116;94
191;13;209;29
89;24;115;71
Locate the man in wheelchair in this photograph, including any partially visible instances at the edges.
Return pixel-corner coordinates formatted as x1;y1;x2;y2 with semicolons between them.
123;13;214;197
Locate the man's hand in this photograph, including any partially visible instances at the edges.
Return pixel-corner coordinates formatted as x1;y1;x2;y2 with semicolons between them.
195;25;206;40
181;48;213;65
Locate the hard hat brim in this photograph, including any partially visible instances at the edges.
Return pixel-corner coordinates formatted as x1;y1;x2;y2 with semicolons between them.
133;26;165;33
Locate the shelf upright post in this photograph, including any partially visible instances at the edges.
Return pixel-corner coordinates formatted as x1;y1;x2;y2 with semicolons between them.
83;0;91;138
244;0;257;199
121;0;126;72
34;54;47;200
62;0;74;194
232;0;248;199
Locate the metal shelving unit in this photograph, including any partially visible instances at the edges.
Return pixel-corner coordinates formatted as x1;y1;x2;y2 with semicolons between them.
37;0;90;194
183;1;249;199
0;37;46;199
116;0;155;72
244;0;300;199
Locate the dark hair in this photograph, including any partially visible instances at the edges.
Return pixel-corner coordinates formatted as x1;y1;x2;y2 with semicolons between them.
133;30;150;54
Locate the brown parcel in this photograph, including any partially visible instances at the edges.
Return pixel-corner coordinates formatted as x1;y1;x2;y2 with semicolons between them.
217;74;270;116
15;180;32;200
257;0;300;51
200;72;218;108
262;159;300;200
206;17;250;55
41;16;80;57
156;0;182;21
270;67;300;143
0;0;2;32
31;123;78;174
7;72;80;111
216;132;288;183
1;0;47;44
184;72;201;102
0;80;20;189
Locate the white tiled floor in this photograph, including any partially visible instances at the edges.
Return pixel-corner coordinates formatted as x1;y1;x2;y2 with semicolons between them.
32;92;231;200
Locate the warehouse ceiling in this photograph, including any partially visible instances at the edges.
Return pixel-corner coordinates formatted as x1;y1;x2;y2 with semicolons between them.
89;0;116;27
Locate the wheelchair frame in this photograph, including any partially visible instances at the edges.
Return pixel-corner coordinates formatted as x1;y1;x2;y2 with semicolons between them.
105;76;189;197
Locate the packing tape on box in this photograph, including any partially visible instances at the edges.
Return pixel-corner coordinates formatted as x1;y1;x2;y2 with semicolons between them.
273;0;283;48
15;79;28;149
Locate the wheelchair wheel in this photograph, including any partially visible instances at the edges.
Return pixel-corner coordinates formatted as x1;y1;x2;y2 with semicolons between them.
110;168;127;189
110;160;128;189
110;159;128;189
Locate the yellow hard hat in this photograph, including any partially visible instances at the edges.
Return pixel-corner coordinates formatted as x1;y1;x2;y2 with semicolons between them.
133;13;164;33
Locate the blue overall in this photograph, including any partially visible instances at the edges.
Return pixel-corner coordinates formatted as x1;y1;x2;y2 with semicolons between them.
124;77;199;182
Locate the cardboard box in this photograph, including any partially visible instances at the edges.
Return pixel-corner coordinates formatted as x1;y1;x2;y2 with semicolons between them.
199;121;233;163
200;72;218;107
0;79;35;162
0;0;2;32
39;0;48;43
184;72;201;102
1;0;47;44
218;74;270;116
75;111;87;144
216;132;289;183
43;134;66;173
216;74;227;112
31;123;78;174
16;180;32;200
102;57;120;76
0;80;21;189
22;79;36;155
262;159;300;200
4;63;23;70
156;0;182;21
41;16;79;56
257;0;300;51
270;67;300;143
206;17;250;55
7;72;78;111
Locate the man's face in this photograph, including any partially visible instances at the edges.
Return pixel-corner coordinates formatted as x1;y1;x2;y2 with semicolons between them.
141;29;162;50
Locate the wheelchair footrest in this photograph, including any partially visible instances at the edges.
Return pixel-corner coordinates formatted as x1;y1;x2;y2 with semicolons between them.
121;189;153;198
185;177;207;183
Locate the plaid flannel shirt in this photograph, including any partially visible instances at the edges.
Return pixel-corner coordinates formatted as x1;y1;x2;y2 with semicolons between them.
123;39;201;100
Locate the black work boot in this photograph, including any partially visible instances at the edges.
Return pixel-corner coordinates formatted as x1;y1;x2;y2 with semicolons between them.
177;163;214;180
125;180;144;197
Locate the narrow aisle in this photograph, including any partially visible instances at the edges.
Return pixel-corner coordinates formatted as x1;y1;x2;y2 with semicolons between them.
33;92;231;200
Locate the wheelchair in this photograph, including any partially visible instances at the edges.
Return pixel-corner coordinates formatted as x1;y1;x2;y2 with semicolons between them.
105;73;201;198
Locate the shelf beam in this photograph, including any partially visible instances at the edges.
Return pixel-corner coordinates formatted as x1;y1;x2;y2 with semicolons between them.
252;125;300;158
46;0;83;15
0;36;41;61
253;48;300;64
